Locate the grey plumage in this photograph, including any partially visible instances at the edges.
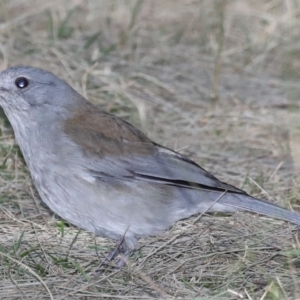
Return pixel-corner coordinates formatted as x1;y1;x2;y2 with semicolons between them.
0;66;299;263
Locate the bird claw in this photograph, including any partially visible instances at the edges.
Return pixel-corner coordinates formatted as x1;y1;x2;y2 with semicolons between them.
95;240;134;271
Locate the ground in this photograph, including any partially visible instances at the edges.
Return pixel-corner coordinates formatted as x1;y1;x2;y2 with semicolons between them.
0;0;300;299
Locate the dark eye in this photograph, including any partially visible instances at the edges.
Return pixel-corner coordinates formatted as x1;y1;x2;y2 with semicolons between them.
15;77;29;89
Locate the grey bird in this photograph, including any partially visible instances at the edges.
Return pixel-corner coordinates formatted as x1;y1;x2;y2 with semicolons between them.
0;66;300;265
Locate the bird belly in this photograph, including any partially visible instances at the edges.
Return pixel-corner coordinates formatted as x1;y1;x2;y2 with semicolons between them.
31;168;238;242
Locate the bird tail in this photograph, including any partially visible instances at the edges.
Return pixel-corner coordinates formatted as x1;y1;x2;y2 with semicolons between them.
219;192;300;226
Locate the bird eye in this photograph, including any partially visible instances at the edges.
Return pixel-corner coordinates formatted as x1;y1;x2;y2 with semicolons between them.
15;77;29;89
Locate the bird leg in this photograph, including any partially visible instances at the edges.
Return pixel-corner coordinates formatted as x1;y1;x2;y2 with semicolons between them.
97;235;135;270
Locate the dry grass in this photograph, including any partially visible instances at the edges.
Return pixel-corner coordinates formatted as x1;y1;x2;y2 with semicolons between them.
1;0;300;299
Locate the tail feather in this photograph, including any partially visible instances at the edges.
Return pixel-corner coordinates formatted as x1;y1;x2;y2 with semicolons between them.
220;193;300;226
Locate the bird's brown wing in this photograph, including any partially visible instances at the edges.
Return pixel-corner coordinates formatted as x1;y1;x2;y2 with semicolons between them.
63;107;246;194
